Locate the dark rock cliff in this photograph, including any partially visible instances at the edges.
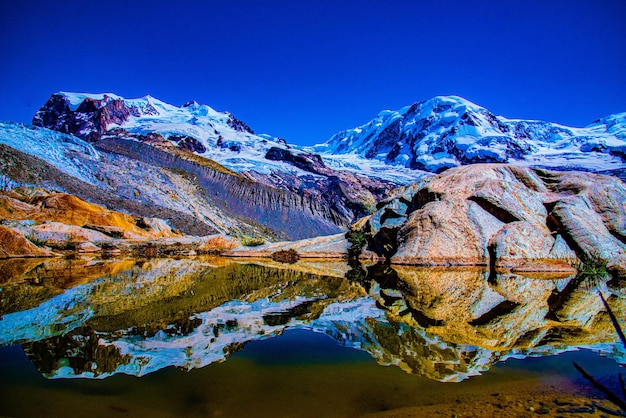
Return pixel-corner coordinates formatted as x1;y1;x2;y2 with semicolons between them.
94;138;343;240
262;146;396;224
33;93;140;141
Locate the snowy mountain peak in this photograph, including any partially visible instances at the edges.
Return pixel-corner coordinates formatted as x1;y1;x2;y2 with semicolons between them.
588;112;626;133
32;91;267;158
314;95;626;173
30;92;626;182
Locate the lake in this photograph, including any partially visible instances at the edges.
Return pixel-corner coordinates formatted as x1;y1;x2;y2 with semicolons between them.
1;256;625;417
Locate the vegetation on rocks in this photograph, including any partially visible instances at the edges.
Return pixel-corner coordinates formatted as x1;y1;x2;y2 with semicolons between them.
196;235;240;254
346;229;369;260
240;235;266;247
575;257;610;280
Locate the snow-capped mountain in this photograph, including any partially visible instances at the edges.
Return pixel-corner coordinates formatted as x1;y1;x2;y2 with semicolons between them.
32;92;422;184
33;92;286;174
2;93;414;240
313;95;626;174
6;92;624;240
26;92;413;236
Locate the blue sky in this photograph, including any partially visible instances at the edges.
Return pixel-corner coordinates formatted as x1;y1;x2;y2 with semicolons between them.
1;0;625;146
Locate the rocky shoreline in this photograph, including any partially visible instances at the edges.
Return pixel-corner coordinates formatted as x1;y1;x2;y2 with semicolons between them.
228;164;626;279
1;164;625;281
0;187;239;259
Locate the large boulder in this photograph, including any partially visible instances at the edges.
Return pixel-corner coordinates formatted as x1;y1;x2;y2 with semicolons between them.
365;164;626;276
393;199;503;265
548;196;626;263
489;221;577;270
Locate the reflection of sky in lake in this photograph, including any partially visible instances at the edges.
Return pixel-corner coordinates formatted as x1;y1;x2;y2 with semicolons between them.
0;257;624;383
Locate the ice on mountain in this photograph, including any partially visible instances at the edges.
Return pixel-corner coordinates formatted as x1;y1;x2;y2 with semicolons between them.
313;95;626;174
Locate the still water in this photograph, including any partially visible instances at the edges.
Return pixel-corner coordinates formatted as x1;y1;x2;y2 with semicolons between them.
0;256;624;417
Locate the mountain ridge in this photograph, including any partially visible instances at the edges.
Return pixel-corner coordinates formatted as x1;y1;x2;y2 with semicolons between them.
2;91;625;243
312;95;626;175
32;91;626;179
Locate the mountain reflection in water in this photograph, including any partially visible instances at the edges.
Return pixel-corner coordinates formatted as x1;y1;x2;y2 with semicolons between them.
0;256;624;383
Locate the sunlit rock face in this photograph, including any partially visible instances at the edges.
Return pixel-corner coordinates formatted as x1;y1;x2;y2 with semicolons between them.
0;258;624;383
0;225;56;258
33;93;139;142
1;188;179;240
366;164;624;277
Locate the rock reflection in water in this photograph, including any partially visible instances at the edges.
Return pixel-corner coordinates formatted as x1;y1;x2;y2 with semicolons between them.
0;257;624;382
367;265;625;381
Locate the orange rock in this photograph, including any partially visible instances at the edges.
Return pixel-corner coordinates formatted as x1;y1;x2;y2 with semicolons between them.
368;164;625;274
1;189;179;240
0;225;55;258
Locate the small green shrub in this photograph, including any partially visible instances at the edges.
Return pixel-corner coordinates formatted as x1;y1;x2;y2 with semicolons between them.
346;229;369;260
575;257;609;279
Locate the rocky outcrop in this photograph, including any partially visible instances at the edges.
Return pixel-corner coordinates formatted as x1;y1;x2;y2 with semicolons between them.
0;186;221;258
32;93;141;141
226;112;254;134
0;225;56;258
102;133;393;235
25;222;112;247
365;164;624;277
95;138;344;240
169;135;207;153
538;169;626;275
1;187;179;240
0;143;218;237
258;147;395;223
265;147;330;175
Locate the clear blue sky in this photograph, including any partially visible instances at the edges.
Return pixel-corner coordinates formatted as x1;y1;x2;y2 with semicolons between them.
1;0;625;146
